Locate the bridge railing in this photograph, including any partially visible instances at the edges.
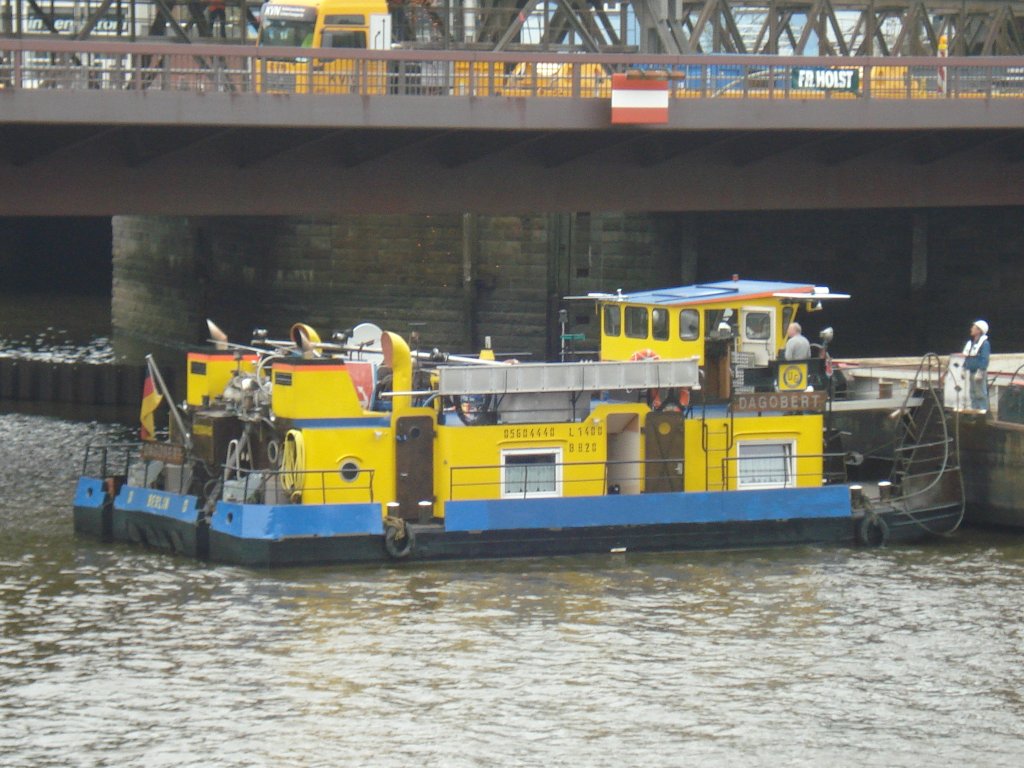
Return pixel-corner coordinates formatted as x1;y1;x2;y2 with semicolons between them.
2;39;1022;101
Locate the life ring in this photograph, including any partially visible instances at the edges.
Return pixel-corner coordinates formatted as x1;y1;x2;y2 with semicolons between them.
629;349;660;362
384;519;415;559
630;350;665;408
858;514;890;547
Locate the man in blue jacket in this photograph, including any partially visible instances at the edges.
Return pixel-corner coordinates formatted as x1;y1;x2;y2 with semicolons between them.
963;320;991;412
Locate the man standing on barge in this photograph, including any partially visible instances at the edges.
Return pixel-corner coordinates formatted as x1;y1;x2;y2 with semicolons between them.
964;320;991;412
784;322;811;360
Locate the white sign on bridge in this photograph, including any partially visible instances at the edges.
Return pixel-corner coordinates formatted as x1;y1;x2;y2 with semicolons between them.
791;67;860;93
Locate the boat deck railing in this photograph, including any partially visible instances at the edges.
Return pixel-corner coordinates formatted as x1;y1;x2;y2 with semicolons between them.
717;451;850;491
81;441;144;480
448;458;685;501
226;465;377;504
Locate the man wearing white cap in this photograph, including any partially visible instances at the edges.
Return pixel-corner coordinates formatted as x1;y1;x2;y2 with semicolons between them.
963;320;991;411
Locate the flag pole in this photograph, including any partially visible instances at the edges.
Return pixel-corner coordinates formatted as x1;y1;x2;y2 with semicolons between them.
146;354;192;450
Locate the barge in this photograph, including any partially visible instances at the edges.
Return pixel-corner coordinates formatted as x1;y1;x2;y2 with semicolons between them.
945;353;1024;529
74;278;965;566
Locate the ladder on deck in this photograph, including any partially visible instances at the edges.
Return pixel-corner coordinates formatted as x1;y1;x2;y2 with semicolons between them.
887;354;965;534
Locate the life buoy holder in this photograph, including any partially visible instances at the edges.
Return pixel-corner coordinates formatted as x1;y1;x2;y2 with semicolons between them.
384;517;415;559
630;350;671;409
858;514;890;547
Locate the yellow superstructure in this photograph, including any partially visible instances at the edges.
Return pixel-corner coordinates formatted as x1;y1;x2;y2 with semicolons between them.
235;280;841;522
186;351;258;407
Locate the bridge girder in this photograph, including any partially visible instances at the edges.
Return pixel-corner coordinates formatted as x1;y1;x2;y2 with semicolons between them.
5;1;1024;55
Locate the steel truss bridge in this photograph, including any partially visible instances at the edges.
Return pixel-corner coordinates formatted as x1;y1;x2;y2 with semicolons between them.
3;1;1024;55
2;35;1022;215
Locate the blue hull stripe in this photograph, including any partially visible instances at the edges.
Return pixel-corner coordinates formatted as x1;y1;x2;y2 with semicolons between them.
111;485;850;541
444;486;851;532
211;501;384;540
115;486;201;524
74;477;106;509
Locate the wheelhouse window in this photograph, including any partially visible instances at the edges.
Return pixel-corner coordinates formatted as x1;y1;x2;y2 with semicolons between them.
706;308;736;337
624;306;649;339
652;308;669;341
502;449;562;498
736;441;796;489
744;311;772;340
782;305;795;333
679;309;700;340
603;305;621;337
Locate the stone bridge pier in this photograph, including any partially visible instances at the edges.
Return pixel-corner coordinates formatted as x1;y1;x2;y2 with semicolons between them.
112;207;1024;368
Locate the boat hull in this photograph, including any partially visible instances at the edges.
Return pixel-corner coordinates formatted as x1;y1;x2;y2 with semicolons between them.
72;477;112;540
209;517;859;567
158;484;866;567
958;415;1024;529
111;485;208;559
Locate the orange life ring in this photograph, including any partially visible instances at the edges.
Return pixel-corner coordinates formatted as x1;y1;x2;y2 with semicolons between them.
630;349;660;362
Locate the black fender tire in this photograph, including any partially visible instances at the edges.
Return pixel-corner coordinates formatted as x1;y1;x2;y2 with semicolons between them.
384;523;415;559
858;515;890;547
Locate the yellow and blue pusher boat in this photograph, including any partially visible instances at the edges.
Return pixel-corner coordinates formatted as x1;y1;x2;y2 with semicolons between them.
73;278;964;565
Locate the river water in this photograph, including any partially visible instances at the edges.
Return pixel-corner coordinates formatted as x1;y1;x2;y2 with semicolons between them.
2;299;1024;767
1;409;1023;767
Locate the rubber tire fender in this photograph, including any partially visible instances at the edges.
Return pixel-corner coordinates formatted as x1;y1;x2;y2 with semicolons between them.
384;523;415;560
858;514;890;547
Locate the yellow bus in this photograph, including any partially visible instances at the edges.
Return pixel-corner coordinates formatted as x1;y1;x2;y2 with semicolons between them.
256;0;391;94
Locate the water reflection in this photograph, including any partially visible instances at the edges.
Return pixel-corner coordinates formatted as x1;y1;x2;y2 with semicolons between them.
2;411;1024;767
0;294;113;363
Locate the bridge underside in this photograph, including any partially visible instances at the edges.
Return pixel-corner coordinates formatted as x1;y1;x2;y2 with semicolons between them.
2;92;1022;215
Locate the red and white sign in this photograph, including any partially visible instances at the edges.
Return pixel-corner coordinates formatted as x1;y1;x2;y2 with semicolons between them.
610;73;669;125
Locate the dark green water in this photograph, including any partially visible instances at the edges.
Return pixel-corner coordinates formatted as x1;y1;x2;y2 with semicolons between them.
2;409;1024;767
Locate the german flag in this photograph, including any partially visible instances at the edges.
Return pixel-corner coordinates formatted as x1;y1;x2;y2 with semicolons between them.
140;373;163;441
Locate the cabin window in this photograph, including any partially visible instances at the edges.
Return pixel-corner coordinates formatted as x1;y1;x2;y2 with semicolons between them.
706;308;736;337
603;305;621;337
735;441;796;489
744;311;772;340
339;460;361;482
502;449;562;498
624;306;648;339
782;305;795;332
651;308;669;341
679;309;699;341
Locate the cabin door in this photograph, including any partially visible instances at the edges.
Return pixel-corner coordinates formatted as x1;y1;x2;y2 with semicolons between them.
739;307;776;367
395;415;435;522
644;411;684;493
